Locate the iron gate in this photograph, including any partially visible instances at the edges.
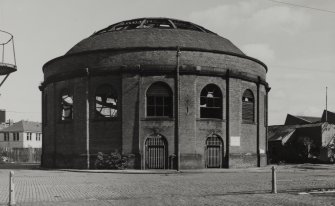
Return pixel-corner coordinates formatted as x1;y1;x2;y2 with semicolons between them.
206;134;223;168
145;135;167;169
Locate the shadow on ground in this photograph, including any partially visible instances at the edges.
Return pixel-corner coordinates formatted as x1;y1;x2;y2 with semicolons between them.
0;163;40;169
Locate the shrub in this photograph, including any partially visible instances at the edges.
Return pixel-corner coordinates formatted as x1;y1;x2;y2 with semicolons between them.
94;151;128;169
0;148;9;163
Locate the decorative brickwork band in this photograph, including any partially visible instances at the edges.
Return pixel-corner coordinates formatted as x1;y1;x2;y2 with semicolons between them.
40;65;269;91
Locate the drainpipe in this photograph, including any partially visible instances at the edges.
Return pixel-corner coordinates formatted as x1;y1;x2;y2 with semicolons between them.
41;88;44;167
86;68;90;169
175;47;181;171
257;77;260;167
225;70;230;168
326;86;328;122
53;83;57;168
266;86;271;165
138;65;143;170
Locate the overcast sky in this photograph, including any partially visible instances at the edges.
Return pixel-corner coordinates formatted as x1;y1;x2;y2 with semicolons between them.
0;0;334;125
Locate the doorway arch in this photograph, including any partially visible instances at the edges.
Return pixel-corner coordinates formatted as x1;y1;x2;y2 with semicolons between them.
145;134;167;169
205;134;223;168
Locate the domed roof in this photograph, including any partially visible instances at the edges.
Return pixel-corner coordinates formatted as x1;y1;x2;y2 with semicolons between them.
66;18;245;56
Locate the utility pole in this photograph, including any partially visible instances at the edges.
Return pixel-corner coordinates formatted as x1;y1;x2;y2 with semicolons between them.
326;86;328;122
86;68;90;169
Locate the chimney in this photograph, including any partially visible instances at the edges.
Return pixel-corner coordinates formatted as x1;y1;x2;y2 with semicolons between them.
0;110;6;124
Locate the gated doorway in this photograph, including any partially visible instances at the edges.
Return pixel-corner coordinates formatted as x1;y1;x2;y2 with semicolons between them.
145;134;167;169
205;134;223;168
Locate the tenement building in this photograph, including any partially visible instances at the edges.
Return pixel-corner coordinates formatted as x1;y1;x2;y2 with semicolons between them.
40;18;270;169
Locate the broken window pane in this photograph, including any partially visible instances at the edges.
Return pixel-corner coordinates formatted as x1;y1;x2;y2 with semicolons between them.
61;92;73;121
61;93;73;120
172;20;204;32
200;84;222;119
242;89;255;123
142;19;174;29
95;85;118;118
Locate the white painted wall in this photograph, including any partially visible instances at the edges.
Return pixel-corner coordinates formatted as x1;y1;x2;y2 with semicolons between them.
22;132;42;148
0;132;42;149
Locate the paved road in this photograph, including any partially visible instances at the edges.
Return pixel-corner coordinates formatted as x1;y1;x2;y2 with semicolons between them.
0;165;334;205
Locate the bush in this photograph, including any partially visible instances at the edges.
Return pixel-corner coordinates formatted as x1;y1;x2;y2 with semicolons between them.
0;148;9;163
94;151;128;169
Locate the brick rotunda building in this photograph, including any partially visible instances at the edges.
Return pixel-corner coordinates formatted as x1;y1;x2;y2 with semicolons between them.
40;18;270;169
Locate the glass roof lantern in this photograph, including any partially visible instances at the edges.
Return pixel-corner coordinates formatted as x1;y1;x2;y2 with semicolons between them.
93;18;216;36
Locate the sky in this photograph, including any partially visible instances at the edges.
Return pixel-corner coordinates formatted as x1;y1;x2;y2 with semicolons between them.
0;0;334;125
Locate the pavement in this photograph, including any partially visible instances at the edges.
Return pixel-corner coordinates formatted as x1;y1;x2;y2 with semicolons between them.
0;164;334;205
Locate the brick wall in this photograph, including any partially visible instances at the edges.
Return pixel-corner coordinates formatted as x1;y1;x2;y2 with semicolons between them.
41;49;268;169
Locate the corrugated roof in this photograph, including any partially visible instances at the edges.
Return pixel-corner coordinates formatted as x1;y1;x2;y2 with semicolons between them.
268;125;296;142
268;123;324;142
0;120;41;132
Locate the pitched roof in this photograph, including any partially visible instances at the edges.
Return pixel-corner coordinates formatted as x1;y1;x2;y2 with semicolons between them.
321;110;335;124
268;123;324;143
296;115;321;123
0;120;41;132
285;113;321;125
268;125;296;142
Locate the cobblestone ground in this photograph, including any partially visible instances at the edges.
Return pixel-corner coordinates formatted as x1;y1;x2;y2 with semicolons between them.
0;165;334;205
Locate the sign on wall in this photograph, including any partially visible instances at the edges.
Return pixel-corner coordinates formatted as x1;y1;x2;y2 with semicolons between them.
230;136;240;146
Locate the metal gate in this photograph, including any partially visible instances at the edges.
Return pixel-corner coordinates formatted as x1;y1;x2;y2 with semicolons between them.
145;135;167;169
206;134;223;168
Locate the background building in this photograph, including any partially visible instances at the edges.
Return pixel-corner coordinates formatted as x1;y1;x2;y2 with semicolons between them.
0;120;42;162
40;18;269;169
269;110;335;163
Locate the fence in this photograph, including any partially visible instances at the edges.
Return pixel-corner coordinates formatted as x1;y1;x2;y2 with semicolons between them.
2;148;41;163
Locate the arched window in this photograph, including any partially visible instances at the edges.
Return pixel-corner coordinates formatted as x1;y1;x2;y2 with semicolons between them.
61;91;73;121
200;84;222;119
43;93;48;125
146;82;172;117
95;85;118;118
242;89;255;123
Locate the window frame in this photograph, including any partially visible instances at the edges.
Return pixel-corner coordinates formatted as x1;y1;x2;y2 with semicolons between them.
36;133;41;141
12;132;19;141
60;90;73;121
242;89;255;124
95;84;118;119
27;132;32;141
146;82;173;118
4;132;9;141
200;84;223;119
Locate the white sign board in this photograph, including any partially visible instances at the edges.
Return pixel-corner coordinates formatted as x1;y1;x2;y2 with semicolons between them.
230;136;240;146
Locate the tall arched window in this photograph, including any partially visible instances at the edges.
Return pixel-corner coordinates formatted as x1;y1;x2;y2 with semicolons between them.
200;84;222;119
61;90;73;121
43;93;48;125
95;85;118;118
146;82;172;117
242;89;255;123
